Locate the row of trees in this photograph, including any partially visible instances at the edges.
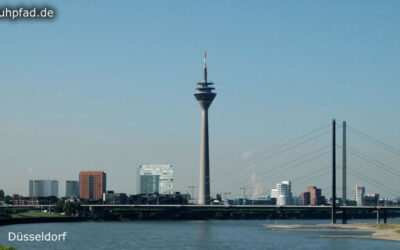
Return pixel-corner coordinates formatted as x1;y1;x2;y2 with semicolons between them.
1;196;12;205
54;199;81;216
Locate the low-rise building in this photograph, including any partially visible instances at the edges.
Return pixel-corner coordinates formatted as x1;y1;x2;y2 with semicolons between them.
128;192;188;205
364;193;379;206
103;191;128;204
10;195;57;205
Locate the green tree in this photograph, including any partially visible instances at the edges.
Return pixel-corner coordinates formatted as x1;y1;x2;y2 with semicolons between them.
4;196;12;205
54;199;65;213
64;201;80;216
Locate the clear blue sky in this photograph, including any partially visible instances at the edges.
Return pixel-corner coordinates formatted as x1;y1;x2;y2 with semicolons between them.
1;0;399;199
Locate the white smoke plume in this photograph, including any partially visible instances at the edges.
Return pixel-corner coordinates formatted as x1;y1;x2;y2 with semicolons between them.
241;150;263;199
250;173;263;200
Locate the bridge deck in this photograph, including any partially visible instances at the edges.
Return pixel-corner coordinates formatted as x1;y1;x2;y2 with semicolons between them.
3;204;400;210
77;204;400;210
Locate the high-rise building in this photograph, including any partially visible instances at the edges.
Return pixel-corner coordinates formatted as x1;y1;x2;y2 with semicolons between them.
281;181;292;203
0;189;4;200
65;180;79;198
138;164;174;195
28;180;58;197
272;181;292;206
194;52;216;205
307;186;325;206
300;192;310;205
355;185;365;206
140;175;160;194
79;171;106;200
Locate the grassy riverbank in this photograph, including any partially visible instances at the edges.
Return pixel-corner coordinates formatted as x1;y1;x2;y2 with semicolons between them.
368;223;400;241
10;211;64;219
0;211;86;226
0;244;16;250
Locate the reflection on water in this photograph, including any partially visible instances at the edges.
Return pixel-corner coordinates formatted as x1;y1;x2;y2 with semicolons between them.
0;219;399;250
196;221;211;249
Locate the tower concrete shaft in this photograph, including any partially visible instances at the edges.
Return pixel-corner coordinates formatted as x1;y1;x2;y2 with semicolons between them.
199;108;210;204
194;52;216;205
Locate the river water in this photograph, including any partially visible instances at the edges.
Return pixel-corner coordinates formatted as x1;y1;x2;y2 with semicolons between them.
1;219;400;249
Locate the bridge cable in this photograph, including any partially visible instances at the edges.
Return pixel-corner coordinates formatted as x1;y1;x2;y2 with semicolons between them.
212;144;331;182
347;125;400;157
348;167;400;196
347;169;399;198
346;146;400;178
228;149;331;189
213;123;331;177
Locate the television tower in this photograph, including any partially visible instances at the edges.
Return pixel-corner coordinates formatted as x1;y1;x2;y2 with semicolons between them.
194;52;217;205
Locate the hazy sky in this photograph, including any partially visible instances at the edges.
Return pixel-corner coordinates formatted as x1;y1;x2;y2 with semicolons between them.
1;0;399;199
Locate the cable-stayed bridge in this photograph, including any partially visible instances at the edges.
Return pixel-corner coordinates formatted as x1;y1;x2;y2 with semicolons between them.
72;119;400;224
6;120;399;224
214;121;399;199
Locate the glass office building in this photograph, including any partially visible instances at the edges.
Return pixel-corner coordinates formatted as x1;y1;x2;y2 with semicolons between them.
138;164;174;195
65;180;80;197
29;180;59;197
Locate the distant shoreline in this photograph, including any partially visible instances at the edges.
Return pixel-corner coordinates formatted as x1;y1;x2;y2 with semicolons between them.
0;217;88;226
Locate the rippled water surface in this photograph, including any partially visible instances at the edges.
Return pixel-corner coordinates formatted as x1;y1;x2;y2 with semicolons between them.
1;219;400;249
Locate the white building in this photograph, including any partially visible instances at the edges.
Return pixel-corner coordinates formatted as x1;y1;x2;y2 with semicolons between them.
355;185;365;206
271;188;278;198
29;180;58;197
272;181;292;206
138;164;174;194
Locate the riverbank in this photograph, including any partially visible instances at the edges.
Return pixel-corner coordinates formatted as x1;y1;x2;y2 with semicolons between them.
0;244;16;250
264;223;400;242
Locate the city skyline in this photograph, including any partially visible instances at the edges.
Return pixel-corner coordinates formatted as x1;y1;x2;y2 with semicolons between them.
11;176;388;205
3;172;381;201
1;1;400;198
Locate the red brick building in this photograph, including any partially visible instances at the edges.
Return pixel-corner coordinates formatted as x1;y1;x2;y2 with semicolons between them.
79;171;106;200
300;192;310;205
307;186;325;206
